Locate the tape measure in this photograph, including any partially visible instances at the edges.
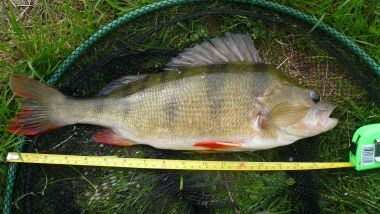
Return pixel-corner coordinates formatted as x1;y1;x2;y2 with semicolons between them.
7;152;354;171
6;124;380;171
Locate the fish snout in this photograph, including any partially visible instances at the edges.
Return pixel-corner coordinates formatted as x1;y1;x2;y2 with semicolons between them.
315;103;338;130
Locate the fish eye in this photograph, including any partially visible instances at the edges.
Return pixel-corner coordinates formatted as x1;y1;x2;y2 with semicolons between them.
309;90;320;103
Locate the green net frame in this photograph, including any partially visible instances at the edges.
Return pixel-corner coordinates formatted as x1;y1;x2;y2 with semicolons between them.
4;0;380;213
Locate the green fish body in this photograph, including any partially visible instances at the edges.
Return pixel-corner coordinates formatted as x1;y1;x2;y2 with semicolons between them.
8;33;338;151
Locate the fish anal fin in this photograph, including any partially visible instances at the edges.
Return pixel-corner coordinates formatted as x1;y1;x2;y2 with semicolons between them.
93;129;134;147
193;141;241;149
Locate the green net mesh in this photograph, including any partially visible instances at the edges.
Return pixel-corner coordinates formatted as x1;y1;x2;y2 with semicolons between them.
5;1;380;213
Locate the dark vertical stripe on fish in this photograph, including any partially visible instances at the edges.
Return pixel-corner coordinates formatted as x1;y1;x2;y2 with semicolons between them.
122;99;130;117
159;70;167;82
94;98;108;115
162;72;179;128
206;69;226;129
130;73;149;93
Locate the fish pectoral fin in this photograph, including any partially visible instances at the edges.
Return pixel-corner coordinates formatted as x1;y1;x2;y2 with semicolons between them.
193;141;241;149
93;129;135;147
267;102;310;127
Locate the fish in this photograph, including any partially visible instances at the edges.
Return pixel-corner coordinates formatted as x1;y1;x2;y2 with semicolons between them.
7;33;338;151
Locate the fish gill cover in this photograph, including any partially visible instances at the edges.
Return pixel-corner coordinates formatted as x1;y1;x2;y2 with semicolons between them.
9;1;380;214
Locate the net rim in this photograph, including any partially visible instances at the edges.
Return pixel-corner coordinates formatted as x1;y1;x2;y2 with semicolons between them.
4;0;380;213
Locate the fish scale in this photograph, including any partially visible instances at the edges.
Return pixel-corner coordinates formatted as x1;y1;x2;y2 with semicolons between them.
122;68;270;141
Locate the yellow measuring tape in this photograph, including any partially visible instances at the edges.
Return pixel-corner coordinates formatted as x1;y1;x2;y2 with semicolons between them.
7;152;354;171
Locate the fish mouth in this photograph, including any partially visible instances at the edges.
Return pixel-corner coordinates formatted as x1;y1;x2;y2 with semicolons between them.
318;105;338;129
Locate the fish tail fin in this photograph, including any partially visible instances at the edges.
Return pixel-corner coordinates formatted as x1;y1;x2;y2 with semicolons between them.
8;74;66;136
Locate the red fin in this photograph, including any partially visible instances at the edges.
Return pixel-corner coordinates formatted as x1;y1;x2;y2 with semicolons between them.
93;129;134;147
193;141;241;149
196;150;234;154
7;123;61;136
7;74;65;136
8;109;63;136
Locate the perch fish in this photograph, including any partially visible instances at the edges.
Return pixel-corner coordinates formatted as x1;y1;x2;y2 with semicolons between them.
8;33;338;151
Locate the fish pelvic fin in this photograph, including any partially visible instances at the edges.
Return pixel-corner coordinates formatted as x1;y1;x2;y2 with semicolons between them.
7;74;66;136
196;150;239;154
165;32;262;70
193;141;242;149
93;129;135;147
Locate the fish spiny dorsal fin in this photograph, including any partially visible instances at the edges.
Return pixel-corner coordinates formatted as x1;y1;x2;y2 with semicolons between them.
165;32;262;70
97;75;146;96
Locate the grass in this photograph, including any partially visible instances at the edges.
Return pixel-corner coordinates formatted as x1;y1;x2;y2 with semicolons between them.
0;0;379;213
0;0;152;208
279;0;380;62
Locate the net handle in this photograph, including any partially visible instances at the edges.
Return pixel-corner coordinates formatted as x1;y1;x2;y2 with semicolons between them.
4;1;380;213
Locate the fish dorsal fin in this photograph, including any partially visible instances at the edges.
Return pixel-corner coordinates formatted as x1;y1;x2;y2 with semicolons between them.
97;75;146;96
165;32;261;70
